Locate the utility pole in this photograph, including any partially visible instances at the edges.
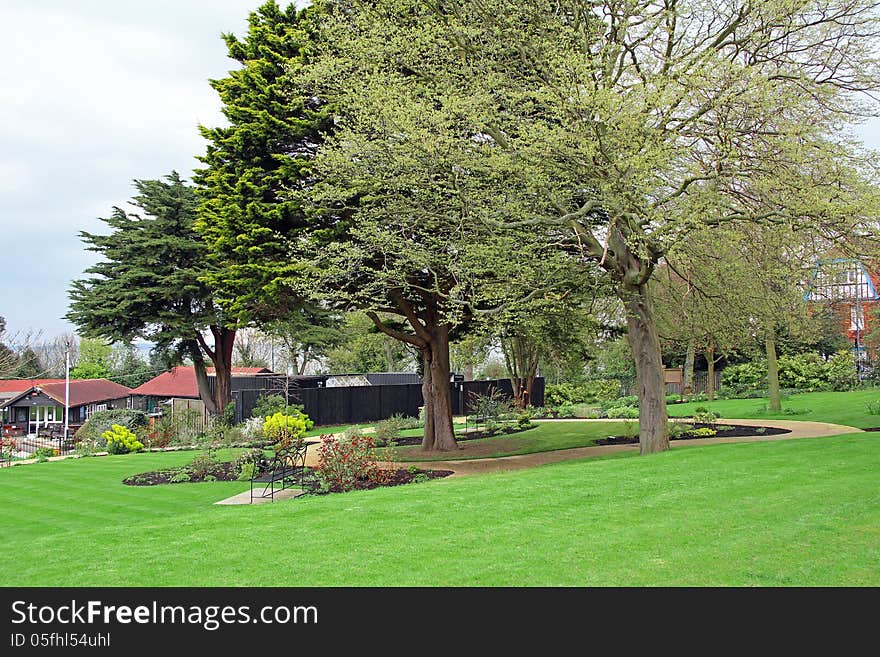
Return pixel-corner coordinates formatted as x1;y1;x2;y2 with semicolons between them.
64;340;71;442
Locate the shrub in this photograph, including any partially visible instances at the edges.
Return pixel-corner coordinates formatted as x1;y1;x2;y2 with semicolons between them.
374;413;419;446
189;450;217;479
600;395;639;411
252;394;306;419
147;408;202;447
619;420;638;439
723;350;857;394
314;434;382;492
169;470;191;483
76;409;149;447
556;404;576;419
517;412;534;429
240;416;266;442
102;424;144;454
665;394;682;404
691;407;720;426
233;449;264;481
263;410;314;445
545;380;620;405
0;436;16;460
468;387;514;422
606;405;639;419
689;427;717;437
667;421;687;439
33;446;55;462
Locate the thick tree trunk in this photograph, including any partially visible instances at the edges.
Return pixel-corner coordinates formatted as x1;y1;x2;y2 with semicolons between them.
683;340;696;394
211;327;236;415
421;324;457;451
623;283;669;455
193;326;236;416
191;347;218;415
706;346;715;402
766;328;781;412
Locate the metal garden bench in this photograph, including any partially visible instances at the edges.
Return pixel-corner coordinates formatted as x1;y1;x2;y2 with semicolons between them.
249;441;311;503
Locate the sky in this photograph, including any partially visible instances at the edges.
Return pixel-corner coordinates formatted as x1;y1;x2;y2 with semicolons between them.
1;0;879;342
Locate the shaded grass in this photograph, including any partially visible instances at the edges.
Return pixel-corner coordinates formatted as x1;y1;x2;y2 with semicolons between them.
390;421;631;461
667;389;880;428
2;433;877;586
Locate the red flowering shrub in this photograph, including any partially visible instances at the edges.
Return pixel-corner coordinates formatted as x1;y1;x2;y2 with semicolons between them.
315;434;396;492
0;435;16;461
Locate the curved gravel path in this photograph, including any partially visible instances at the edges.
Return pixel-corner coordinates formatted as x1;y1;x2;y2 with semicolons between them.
391;418;865;478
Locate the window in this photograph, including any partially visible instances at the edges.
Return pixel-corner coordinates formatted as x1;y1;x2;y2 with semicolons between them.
851;305;865;331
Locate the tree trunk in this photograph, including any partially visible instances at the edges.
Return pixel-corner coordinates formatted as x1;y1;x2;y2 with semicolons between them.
190;344;218;415
421;324;457;451
623;283;669;455
683;340;696;395
706;346;715;402
210;327;236;415
464;361;474;381
193;326;236;416
766;328;781;412
383;340;395;372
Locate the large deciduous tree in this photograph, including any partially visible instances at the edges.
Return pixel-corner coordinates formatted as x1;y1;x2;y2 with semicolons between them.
323;0;880;454
67;173;236;414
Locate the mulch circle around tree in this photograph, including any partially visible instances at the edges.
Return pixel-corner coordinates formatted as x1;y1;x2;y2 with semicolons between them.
593;423;790;446
123;461;453;491
389;423;537;447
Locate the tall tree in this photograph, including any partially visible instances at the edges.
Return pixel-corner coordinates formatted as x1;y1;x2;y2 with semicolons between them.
195;1;332;324
67;173;236;414
291;1;572;450
331;0;880;454
70;337;112;380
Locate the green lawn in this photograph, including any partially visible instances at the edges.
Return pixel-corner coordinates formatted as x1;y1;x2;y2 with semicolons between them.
1;431;877;586
667;388;880;428
392;421;630;461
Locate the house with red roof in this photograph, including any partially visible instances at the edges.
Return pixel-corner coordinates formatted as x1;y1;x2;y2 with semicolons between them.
129;366;273;416
1;378;132;437
0;379;65;418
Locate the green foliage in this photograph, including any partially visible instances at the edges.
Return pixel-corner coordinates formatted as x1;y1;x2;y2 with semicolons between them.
619;420;638;439
252;395;306;420
70;338;112;380
194;1;332;321
545;380;620;406
373;414;420;447
555;404;576;419
468;388;514;423
865;400;880;415
325;312;414;374
66;171;234;414
76;410;149;447
169;470;192;484
689;427;718;438
33;447;55;462
723;351;857;394
263;410;314;444
692;408;720;426
601;396;639;411
606;406;640;419
667;421;687;439
102;424;144;454
189;451;218;480
517;412;534;429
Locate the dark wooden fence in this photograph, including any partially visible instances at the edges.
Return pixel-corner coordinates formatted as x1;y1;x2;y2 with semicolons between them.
232;377;545;426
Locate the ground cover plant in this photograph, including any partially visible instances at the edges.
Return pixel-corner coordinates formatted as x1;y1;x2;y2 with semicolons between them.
0;432;876;586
